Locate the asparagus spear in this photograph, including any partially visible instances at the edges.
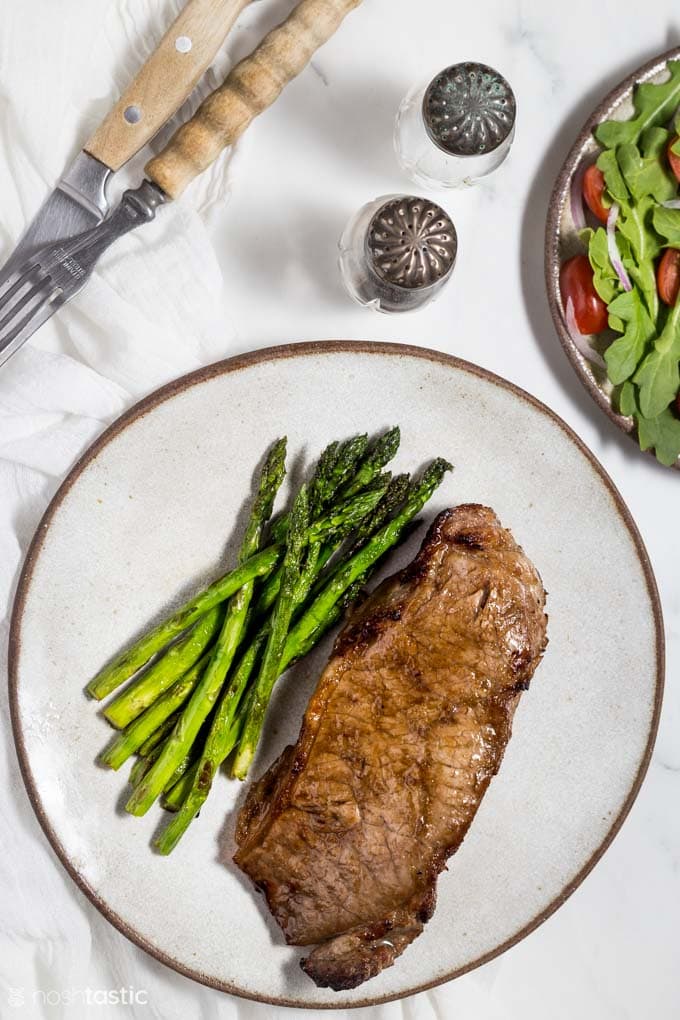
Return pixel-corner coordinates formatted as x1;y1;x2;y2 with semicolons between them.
160;706;222;801
125;441;288;816
284;600;343;667
129;735;199;791
283;460;451;662
138;712;179;757
307;473;411;601
162;761;199;812
306;485;388;544
309;434;369;514
129;748;159;788
346;473;411;553
159;681;238;807
284;576;368;667
162;750;199;792
155;706;243;850
339;427;400;499
286;574;367;666
231;486;309;780
306;440;339;519
131;738;200;792
103;607;222;729
86;545;280;701
254;478;390;617
268;434;370;545
100;651;211;769
232;459;451;778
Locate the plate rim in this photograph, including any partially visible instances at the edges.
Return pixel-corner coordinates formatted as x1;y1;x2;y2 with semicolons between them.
8;339;665;1009
544;44;680;467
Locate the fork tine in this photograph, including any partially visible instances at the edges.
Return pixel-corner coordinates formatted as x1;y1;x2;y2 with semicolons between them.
0;270;48;332
0;276;60;349
0;269;21;301
0;263;42;305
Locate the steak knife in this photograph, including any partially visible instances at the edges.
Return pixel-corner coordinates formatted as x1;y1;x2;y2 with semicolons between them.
0;0;252;365
0;0;361;368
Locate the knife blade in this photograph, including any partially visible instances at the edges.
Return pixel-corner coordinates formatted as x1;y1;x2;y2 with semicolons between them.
0;154;112;353
0;0;251;365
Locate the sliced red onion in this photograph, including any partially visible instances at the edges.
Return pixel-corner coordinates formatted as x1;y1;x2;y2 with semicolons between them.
565;297;607;370
606;203;632;292
661;199;680;209
570;164;586;230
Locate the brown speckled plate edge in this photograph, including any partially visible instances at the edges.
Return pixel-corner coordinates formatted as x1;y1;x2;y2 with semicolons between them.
545;45;680;469
8;341;665;1009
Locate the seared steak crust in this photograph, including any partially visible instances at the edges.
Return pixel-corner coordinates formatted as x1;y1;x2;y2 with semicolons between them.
234;505;548;990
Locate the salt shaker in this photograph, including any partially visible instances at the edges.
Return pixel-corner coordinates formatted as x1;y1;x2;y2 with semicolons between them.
395;62;516;189
338;194;457;314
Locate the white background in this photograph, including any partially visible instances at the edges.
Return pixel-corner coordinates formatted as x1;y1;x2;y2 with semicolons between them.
0;1;678;1018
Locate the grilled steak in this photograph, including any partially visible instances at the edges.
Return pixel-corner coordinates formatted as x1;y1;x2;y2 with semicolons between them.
234;505;548;991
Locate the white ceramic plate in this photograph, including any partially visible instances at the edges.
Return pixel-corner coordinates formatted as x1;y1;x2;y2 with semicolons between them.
9;342;663;1008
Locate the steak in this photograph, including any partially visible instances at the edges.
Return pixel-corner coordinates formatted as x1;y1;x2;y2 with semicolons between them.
234;505;548;990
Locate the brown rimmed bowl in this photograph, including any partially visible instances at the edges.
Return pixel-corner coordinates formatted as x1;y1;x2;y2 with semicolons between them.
545;45;680;468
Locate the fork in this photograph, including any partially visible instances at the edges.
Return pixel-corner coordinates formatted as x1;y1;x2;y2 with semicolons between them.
0;0;362;361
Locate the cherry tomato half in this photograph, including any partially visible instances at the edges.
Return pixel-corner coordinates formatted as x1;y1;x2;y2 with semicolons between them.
582;165;609;224
560;255;608;334
667;136;680;183
657;248;680;306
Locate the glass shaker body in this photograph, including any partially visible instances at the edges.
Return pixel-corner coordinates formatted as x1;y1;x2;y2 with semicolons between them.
395;62;516;189
338;194;457;314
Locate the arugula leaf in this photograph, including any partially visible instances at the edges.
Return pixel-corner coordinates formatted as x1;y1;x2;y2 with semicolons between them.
640;126;671;159
597;149;629;203
615;197;659;259
652;205;680;246
633;300;680;416
617;379;680;464
626;256;659;323
636;406;680;465
617;141;676;203
586;226;620;304
618;380;638;416
595;61;680;149
604;289;655;383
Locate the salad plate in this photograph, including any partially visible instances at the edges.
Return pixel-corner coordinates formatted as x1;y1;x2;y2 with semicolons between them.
546;46;680;467
9;341;663;1007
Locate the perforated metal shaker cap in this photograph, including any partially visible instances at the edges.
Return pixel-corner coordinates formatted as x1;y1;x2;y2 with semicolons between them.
366;196;457;291
423;62;516;157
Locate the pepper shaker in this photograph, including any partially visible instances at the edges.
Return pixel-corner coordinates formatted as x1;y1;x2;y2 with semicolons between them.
338;194;457;313
395;62;516;189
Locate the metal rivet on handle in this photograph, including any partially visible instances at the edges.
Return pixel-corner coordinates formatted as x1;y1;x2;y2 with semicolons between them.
175;36;192;53
124;105;142;125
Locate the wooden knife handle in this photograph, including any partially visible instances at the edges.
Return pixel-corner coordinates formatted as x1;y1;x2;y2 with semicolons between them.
85;0;251;172
145;0;362;198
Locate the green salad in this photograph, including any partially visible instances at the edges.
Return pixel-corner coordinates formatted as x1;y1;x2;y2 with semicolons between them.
561;59;680;466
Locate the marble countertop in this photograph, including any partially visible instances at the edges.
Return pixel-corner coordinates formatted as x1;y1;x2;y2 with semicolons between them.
1;1;678;1017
